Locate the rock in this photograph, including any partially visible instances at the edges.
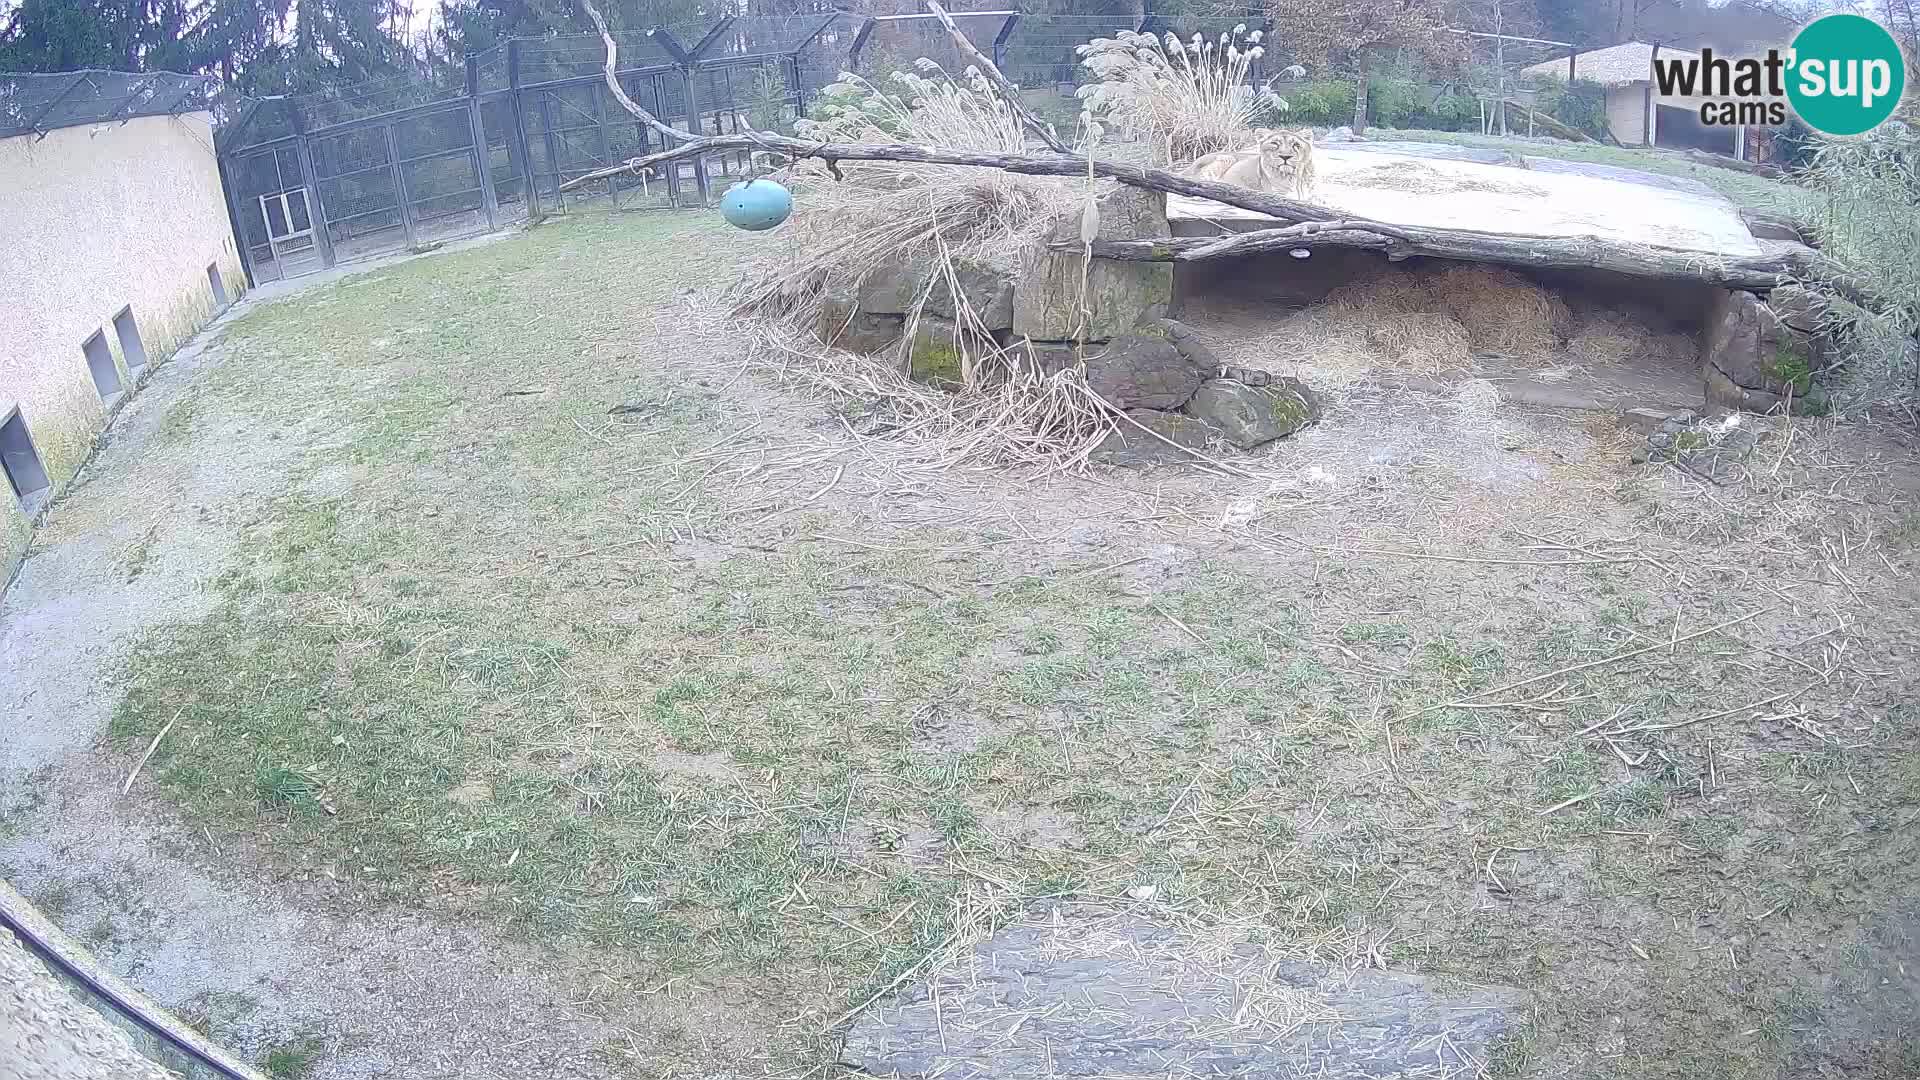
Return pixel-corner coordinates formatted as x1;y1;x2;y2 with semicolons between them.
823;311;904;355
1182;378;1319;448
926;259;1017;331
858;263;926;315
1152;317;1222;370
1090;409;1218;466
840;910;1527;1079
1011;340;1084;377
1703;288;1826;414
1083;335;1204;410
1014;184;1173;341
907;317;978;386
1703;360;1784;414
817;281;905;353
1621;406;1679;435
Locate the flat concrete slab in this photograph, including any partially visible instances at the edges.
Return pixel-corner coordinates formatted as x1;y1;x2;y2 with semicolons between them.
1169;145;1762;258
840;908;1528;1079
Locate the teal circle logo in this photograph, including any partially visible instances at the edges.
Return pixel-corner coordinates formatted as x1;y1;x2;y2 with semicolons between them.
1786;14;1906;136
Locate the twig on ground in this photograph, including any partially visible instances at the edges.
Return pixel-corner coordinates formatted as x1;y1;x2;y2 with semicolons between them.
123;707;184;794
1149;601;1205;644
1390;608;1769;726
1536;788;1600;815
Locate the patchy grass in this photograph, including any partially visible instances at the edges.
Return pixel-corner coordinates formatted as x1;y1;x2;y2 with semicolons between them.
99;208;1920;1077
259;1030;326;1080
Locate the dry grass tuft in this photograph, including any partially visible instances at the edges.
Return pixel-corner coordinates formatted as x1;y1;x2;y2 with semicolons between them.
747;323;1118;474
731;65;1083;379
724;65;1120;471
1075;26;1284;165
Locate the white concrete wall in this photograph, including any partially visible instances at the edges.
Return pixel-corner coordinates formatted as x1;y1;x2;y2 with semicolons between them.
0;111;245;580
1606;84;1651;145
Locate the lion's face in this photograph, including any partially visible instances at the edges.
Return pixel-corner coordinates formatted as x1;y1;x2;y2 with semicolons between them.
1252;128;1313;176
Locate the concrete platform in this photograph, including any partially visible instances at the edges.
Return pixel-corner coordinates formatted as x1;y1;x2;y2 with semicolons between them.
1168;144;1762;258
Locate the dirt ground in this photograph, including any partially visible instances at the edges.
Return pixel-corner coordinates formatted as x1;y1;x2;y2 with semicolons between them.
3;209;1918;1080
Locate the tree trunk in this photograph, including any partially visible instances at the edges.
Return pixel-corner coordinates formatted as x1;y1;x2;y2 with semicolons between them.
1351;70;1369;133
1088;228;1885;310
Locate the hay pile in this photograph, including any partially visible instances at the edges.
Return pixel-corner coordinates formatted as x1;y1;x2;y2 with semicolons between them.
1204;262;1695;379
1224;263;1570;376
1565;308;1699;368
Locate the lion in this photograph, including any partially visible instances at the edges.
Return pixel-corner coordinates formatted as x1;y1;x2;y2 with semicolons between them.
1186;128;1317;197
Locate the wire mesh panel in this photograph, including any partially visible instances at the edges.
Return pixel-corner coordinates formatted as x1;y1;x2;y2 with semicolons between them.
0;70;219;138
1001;14;1137;90
226;144;320;283
298;69;466;130
309;124;404;264
393;105;492;244
854;12;1015;81
516;31;677;88
795;18;860;104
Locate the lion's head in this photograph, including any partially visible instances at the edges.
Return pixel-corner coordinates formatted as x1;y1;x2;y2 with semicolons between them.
1250;127;1315;177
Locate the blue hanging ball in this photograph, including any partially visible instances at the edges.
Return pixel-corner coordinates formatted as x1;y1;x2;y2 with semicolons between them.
720;178;793;232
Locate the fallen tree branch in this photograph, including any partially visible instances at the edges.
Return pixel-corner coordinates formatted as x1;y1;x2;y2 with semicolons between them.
925;0;1070;153
580;0;693;145
566;0;1896;313
1088;227;1829;291
559;133;1342;219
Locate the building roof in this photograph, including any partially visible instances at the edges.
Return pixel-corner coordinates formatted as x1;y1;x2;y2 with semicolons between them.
0;69;221;140
1522;42;1701;88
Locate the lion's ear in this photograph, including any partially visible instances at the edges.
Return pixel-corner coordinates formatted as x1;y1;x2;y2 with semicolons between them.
1252;127;1272;138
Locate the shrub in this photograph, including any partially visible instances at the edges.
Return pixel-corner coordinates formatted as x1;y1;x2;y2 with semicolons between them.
1800;126;1920;407
1530;77;1607;140
1367;76;1477;131
1075;26;1288;164
1284;79;1355;127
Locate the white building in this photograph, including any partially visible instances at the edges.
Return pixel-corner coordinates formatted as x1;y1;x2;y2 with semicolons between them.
0;71;247;579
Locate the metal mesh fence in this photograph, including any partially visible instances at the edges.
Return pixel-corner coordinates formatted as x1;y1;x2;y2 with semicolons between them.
0;69;222;139
200;9;1590;284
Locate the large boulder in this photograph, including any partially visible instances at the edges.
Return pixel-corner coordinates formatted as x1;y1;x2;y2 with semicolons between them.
1182;378;1320;448
1083;334;1204;410
1014;184;1174;341
926;259;1017;332
907;316;985;386
1154;317;1222;371
858;263;927;315
1090;409;1218;466
1702;288;1829;415
819;284;904;354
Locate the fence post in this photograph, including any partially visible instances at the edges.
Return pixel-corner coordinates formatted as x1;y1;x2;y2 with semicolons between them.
285;100;337;269
215;152;258;286
505;39;542;219
465;54;500;231
384;121;420;250
683;65;710;204
594;78;619;208
536;91;565;211
992;12;1020;75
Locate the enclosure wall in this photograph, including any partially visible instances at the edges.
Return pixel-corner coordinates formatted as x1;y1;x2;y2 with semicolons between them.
1604;85;1649;145
0;111;243;580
